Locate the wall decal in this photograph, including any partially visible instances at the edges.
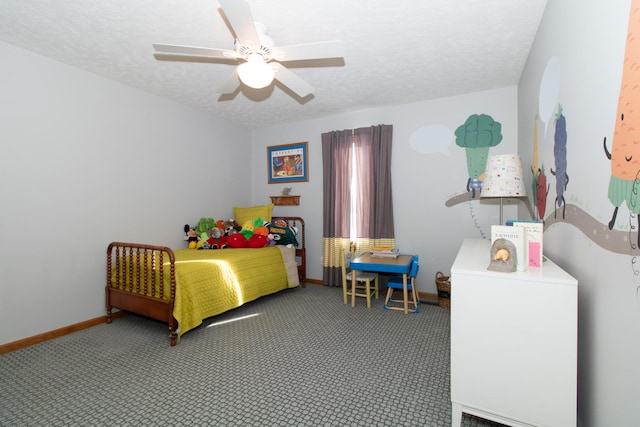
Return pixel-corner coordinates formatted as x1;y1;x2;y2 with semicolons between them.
531;115;539;215
550;105;569;219
446;196;640;257
409;124;453;155
604;0;640;248
535;165;549;221
539;56;561;137
531;114;550;220
603;0;640;306
454;114;503;198
543;204;640;255
447;3;640;310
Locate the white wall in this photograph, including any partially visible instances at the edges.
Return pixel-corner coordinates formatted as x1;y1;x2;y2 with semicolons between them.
0;41;251;345
518;0;640;425
250;86;519;294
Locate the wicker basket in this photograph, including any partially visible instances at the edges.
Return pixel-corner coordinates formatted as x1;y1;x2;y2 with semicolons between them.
435;271;451;309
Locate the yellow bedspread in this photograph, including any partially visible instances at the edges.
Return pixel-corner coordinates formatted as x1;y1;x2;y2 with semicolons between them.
170;246;299;338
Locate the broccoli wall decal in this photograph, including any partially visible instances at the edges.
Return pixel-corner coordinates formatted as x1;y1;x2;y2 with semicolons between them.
455;114;503;198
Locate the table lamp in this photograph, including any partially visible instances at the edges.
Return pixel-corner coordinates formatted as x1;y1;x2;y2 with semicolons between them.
481;154;527;225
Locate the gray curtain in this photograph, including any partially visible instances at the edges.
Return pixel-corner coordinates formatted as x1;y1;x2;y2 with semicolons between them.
354;125;395;239
322;130;353;241
321;130;352;287
322;125;394;287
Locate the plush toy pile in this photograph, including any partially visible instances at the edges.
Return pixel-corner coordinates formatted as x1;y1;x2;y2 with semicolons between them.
183;216;298;249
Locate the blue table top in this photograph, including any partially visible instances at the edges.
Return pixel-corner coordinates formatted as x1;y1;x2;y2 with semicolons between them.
350;253;413;274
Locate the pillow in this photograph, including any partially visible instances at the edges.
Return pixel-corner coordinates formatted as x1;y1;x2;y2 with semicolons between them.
234;204;274;225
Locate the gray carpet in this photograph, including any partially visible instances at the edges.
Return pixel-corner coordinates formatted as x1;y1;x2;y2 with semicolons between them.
0;284;501;426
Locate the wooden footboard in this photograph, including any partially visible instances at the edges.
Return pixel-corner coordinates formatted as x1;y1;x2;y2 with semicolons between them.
106;242;178;346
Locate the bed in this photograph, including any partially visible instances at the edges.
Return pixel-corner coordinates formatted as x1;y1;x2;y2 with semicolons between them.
106;216;306;346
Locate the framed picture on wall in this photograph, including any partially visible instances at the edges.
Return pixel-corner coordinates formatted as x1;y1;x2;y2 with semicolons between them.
267;142;309;184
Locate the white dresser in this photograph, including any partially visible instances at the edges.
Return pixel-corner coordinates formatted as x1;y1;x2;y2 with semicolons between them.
450;239;577;427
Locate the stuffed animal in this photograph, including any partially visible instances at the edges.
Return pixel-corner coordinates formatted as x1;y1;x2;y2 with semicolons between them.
240;220;254;238
227;232;248;248
254;223;269;236
208;228;224;239
240;217;272;240
183;224;201;249
247;233;269;248
266;218;299;247
196;217;216;239
205;228;229;249
223;219;241;236
240;217;263;239
227;231;269;248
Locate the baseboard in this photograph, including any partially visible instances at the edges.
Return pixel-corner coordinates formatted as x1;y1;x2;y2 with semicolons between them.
419;292;440;305
0;311;127;355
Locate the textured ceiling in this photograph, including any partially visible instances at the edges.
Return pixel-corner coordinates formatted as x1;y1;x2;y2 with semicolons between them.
0;0;547;129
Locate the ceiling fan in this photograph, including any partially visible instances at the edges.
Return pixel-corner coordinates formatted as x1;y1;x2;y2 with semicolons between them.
152;0;345;98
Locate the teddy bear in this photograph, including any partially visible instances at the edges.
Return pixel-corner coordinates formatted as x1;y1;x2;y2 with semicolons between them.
223;219;241;236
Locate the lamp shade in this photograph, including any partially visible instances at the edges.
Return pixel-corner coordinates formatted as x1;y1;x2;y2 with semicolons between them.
481;154;527;198
237;54;275;89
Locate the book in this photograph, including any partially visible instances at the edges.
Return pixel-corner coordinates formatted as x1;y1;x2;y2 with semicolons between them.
491;225;527;272
509;220;544;268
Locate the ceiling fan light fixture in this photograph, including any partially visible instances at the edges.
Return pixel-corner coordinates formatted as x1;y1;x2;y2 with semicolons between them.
237;54;275;89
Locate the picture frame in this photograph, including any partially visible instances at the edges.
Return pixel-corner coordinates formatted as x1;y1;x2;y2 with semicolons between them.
267;142;309;184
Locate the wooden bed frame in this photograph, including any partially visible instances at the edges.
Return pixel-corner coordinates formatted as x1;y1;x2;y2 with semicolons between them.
106;216;305;346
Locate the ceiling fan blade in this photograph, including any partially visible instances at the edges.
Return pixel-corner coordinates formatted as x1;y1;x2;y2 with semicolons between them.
276;41;344;62
272;63;314;98
218;69;240;94
153;43;236;59
219;0;259;44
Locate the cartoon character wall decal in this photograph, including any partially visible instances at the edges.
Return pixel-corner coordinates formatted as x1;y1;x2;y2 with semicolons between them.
550;104;569;219
604;0;640;247
531;115;540;216
531;114;550;221
536;166;550;220
455;114;503;198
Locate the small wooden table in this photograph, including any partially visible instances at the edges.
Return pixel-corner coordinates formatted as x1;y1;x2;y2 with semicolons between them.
350;253;414;313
